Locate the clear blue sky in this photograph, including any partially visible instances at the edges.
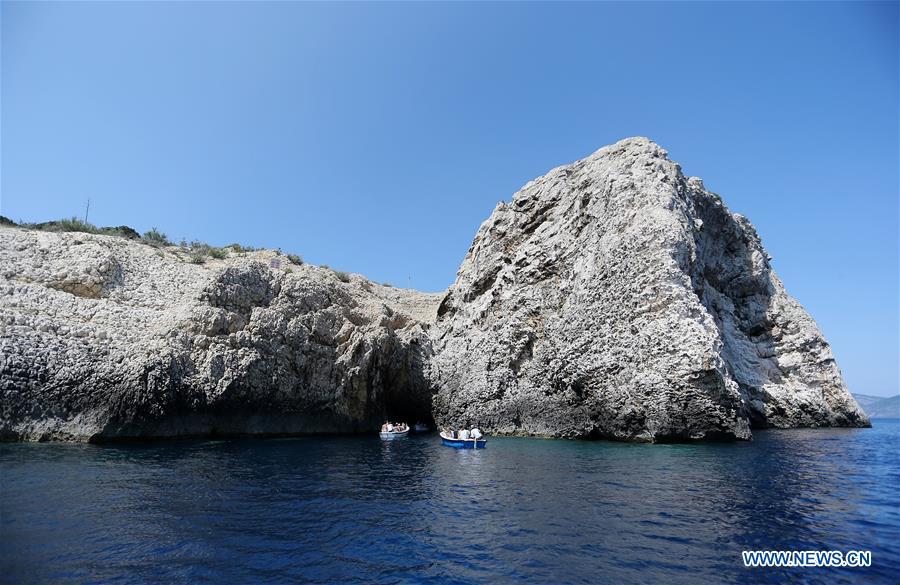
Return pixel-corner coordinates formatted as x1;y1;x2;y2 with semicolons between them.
2;1;897;396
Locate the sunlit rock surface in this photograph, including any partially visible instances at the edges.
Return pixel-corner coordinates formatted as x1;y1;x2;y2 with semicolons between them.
429;138;868;441
0;230;440;441
0;138;868;442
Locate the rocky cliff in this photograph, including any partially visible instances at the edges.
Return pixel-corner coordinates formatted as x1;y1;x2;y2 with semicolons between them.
0;137;868;442
430;138;868;441
0;229;441;441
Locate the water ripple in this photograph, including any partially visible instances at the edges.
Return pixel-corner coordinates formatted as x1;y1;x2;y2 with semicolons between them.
1;422;898;584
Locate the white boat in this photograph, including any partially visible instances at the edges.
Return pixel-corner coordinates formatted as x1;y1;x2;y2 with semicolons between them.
379;425;409;439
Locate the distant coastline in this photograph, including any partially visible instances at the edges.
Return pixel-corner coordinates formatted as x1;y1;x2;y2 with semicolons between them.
853;394;900;419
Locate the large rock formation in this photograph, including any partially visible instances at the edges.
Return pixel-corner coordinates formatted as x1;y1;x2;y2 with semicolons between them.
0;229;441;441
0;137;868;442
430;137;868;441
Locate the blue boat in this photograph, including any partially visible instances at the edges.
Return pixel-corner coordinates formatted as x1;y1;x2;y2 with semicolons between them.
440;431;487;449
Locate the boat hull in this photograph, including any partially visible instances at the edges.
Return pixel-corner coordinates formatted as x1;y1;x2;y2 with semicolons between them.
440;435;487;449
379;430;409;439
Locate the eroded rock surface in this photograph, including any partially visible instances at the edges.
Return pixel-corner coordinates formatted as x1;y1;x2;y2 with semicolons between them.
0;229;441;441
430;137;868;441
0;137;868;442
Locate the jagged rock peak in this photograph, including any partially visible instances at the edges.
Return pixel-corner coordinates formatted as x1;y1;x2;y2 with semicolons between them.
430;137;868;442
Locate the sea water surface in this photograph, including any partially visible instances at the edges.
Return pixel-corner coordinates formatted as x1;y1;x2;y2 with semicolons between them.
2;420;898;584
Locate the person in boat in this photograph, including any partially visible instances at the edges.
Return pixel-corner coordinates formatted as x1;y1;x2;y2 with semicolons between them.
471;428;483;440
459;428;470;440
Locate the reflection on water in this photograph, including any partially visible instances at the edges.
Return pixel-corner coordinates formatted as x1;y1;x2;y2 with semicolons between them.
1;422;898;584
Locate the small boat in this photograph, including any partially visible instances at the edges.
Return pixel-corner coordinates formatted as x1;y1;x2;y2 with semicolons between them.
440;431;487;449
380;428;409;439
379;423;409;439
413;422;430;433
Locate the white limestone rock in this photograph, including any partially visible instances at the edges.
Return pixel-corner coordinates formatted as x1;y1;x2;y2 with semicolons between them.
0;229;441;441
0;137;868;443
429;137;868;441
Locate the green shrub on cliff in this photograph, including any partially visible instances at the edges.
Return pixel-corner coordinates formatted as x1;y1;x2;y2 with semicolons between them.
11;217;141;240
22;217;99;234
184;240;229;260
142;228;172;247
228;243;260;253
6;216;316;275
47;217;97;233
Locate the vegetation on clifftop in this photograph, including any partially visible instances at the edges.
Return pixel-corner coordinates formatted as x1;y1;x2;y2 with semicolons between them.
0;216;366;281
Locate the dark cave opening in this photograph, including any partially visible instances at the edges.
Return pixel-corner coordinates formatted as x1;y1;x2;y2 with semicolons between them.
380;386;435;428
377;364;435;428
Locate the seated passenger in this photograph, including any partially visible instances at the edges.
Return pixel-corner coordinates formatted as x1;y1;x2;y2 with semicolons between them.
459;428;470;440
471;428;482;439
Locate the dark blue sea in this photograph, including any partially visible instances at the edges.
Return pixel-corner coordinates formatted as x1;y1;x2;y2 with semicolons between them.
2;420;898;584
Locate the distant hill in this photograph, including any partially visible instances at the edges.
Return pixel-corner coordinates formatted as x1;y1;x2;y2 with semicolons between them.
853;394;885;411
853;394;900;419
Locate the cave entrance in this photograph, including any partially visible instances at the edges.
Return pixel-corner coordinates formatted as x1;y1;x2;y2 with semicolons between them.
380;382;435;428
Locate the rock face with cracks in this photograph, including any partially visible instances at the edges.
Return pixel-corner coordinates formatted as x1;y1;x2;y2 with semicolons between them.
429;137;868;441
0;230;441;441
0;137;868;442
